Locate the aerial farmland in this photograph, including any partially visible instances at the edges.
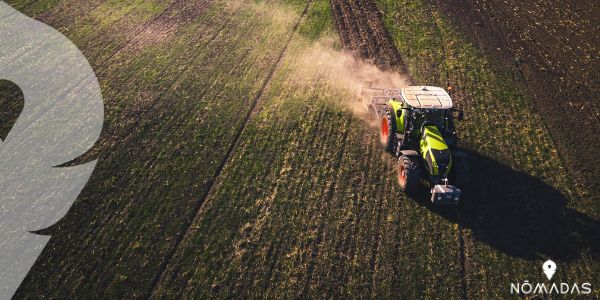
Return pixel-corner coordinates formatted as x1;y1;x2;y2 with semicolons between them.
1;0;599;298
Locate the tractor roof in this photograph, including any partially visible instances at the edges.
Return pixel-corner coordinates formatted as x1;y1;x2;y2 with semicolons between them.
402;86;453;109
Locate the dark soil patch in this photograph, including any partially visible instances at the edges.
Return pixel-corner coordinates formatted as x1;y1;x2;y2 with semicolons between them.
434;0;600;206
329;0;409;76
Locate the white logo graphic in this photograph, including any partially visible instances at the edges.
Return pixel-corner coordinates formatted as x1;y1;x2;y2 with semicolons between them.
510;260;592;295
0;2;104;298
543;260;557;280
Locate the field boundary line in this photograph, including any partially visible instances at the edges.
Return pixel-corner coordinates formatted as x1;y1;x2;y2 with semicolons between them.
146;1;313;297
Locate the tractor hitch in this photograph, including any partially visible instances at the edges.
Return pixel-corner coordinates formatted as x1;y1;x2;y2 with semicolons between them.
430;184;461;205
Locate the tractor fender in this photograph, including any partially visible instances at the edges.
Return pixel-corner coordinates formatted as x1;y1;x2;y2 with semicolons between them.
388;100;405;133
400;150;419;157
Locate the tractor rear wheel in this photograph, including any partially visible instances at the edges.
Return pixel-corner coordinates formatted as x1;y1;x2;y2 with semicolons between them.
398;155;423;194
380;104;396;152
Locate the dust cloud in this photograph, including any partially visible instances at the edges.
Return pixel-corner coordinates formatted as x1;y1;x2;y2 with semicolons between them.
292;38;409;124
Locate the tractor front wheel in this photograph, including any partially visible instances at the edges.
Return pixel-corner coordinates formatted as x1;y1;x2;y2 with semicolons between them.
398;155;423;194
380;104;396;152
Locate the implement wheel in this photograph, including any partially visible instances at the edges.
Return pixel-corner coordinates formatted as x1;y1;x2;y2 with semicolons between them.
380;104;396;152
398;155;423;194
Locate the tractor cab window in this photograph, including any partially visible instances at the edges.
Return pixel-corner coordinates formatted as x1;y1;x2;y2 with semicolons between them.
415;109;454;135
422;109;445;127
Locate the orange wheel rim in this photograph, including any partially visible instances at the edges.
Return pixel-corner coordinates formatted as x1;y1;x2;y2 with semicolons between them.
380;118;389;142
398;163;407;186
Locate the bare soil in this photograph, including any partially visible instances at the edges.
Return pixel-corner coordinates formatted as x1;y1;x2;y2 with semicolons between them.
434;0;600;206
330;0;409;76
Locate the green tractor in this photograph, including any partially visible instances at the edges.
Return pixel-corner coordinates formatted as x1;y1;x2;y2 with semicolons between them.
365;84;468;205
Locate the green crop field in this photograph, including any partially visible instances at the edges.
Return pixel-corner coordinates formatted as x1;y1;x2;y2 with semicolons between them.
2;0;599;298
376;0;600;298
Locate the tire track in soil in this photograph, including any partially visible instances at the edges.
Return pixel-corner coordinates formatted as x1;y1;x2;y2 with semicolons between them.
18;0;212;72
99;0;214;63
328;0;469;297
336;134;376;295
32;0;221;165
342;148;367;291
16;0;222;177
91;0;200;70
146;2;313;297
6;0;178;71
207;102;311;294
90;12;240;170
7;0;206;129
225;107;343;297
70;18;238;258
124;0;214;52
77;0;298;292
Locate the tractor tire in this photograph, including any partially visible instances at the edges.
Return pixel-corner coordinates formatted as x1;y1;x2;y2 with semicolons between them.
397;155;423;194
380;103;396;153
